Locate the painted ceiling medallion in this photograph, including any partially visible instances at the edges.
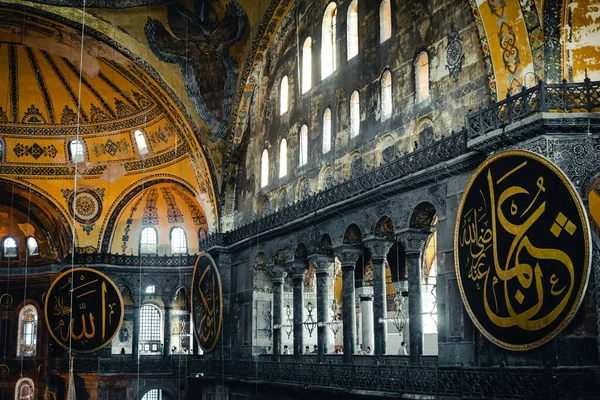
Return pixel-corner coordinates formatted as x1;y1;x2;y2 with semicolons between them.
446;26;464;80
63;188;104;231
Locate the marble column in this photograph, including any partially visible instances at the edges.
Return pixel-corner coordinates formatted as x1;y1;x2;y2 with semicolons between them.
309;254;333;360
163;306;172;357
356;286;374;351
132;305;140;358
364;237;394;357
398;230;429;363
334;245;362;362
270;266;287;355
290;260;308;357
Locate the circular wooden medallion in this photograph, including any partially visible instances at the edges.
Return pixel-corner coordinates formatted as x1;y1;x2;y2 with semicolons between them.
191;253;223;353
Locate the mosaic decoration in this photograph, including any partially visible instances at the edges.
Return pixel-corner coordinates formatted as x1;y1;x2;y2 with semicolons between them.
192;253;223;352
161;187;184;223
147;126;173;147
44;267;124;353
132;91;151;108
90;104;110;122
467;0;498;100
62;188;104;234
62;57;116;118
145;0;248;141
455;150;591;350
60;105;78;124
9;44;18;122
114;99;136;118
13;142;58;159
517;0;544;83
22;105;46;123
0;107;7;123
121;193;145;254
446;26;463;80
171;185;207;226
24;46;55;123
142;188;159;225
92;138;131;157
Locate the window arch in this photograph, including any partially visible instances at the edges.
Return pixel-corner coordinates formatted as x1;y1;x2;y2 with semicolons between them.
302;38;312;93
2;236;17;258
15;377;34;400
26;237;39;257
134;129;149;156
139;304;161;354
261;149;269;188
415;51;430;103
321;2;337;79
17;305;38;357
299;125;308;167
347;1;359;60
170;227;187;255
322;108;332;153
280;76;289;115
145;285;156;294
140;227;158;254
350;90;360;138
279;139;287;178
381;69;392;121
141;389;162;400
69;139;85;163
380;0;392;43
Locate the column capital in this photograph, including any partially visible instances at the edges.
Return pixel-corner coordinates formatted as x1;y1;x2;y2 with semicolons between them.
397;229;430;256
363;236;394;261
308;254;334;275
333;244;362;267
269;264;288;283
287;259;308;279
356;286;374;300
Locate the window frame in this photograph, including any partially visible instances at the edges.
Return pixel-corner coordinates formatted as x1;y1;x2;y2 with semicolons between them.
350;90;360;138
15;377;35;400
170;227;188;255
261;148;269;188
279;138;287;178
380;69;393;121
134;129;150;157
280;76;289;115
139;304;162;354
26;237;39;257
415;50;430;103
321;2;338;79
299;125;308;167
68;139;85;163
379;0;392;44
302;37;312;94
16;305;38;357
2;236;18;259
322;108;332;154
140;227;158;255
347;0;359;60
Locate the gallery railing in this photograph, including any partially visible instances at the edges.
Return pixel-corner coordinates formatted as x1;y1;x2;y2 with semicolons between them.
70;253;198;267
466;78;600;138
191;359;598;399
200;129;467;250
50;356;193;374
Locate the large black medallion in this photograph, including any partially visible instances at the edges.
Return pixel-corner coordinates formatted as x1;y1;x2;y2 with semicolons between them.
44;267;124;353
455;150;591;350
191;253;223;352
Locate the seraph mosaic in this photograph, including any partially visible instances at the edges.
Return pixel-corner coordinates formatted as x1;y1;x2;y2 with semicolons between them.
145;0;248;141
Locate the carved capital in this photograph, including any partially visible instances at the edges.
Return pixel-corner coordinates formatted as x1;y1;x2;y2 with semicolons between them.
308;254;334;275
363;236;394;261
397;229;430;256
287;259;308;280
333;244;362;267
356;286;374;300
268;264;287;283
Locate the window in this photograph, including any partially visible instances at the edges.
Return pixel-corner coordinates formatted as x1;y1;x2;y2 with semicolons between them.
171;227;187;255
350;91;360;138
2;236;17;258
302;38;312;93
299;125;308;167
321;3;337;79
381;69;392;121
140;227;157;254
15;378;34;400
17;306;37;357
134;129;149;156
279;139;287;178
380;0;392;43
347;1;359;60
69;139;85;163
145;285;156;294
280;76;289;115
322;108;332;153
26;237;39;257
261;149;269;188
139;305;161;353
415;51;430;103
142;389;162;400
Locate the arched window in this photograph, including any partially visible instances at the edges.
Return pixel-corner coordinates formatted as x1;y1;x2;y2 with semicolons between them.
261;149;269;188
279;139;287;178
322;108;332;153
26;237;39;257
379;0;392;43
321;3;337;79
415;51;430;103
302;38;312;94
347;1;359;60
280;76;289;115
139;305;161;354
170;227;187;255
2;236;17;258
145;285;156;294
350;90;360;138
17;306;37;357
134;129;149;156
381;69;392;121
142;389;162;400
299;125;308;167
69;139;85;163
140;227;158;254
15;377;34;400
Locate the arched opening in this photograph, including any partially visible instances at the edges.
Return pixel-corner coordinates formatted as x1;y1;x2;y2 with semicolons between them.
280;76;289;115
26;237;39;257
299;125;308;167
279;138;287;178
302;37;312;93
350;90;360;138
379;0;392;43
2;236;17;258
171;288;193;355
14;377;34;400
322;108;332;153
321;2;338;79
381;69;392;121
139;304;162;355
133;129;149;156
170;227;187;255
261;148;269;188
415;51;430;103
140;227;158;254
16;305;38;357
347;1;359;60
68;139;85;163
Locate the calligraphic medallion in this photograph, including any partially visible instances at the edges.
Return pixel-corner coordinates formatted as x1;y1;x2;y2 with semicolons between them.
455;150;591;351
44;267;124;353
191;253;223;353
